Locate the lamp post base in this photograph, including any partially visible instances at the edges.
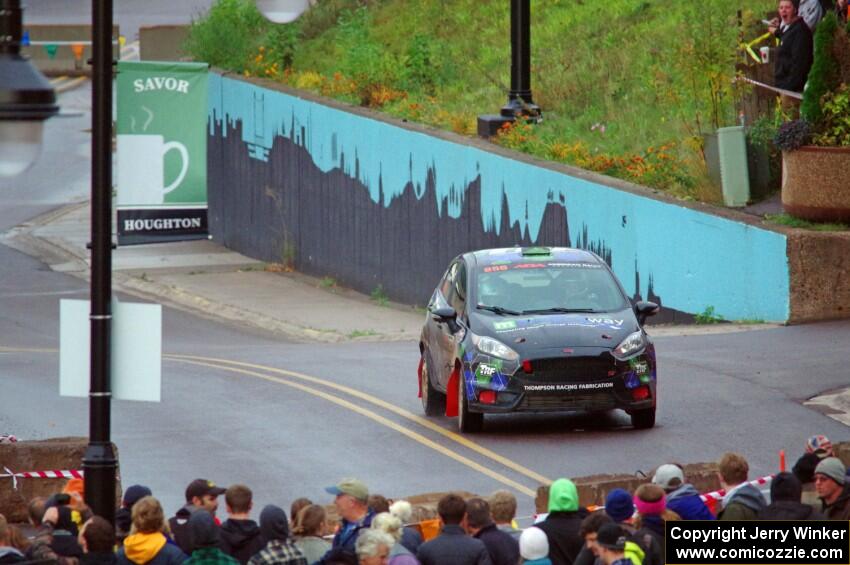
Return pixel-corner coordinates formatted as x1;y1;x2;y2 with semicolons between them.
477;114;514;139
82;442;117;524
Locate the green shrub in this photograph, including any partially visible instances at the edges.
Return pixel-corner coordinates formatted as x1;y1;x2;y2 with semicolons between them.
812;84;850;146
801;13;840;125
185;0;269;71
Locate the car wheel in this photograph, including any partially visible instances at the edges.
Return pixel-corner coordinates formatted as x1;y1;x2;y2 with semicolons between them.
420;353;446;416
458;369;484;433
631;408;656;429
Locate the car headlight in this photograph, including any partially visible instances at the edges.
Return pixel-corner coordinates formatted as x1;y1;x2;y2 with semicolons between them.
471;334;519;361
612;331;646;360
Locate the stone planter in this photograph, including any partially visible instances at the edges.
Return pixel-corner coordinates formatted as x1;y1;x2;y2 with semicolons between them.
782;146;850;222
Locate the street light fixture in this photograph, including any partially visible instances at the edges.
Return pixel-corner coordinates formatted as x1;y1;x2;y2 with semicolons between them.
0;0;59;176
477;0;541;138
255;0;310;23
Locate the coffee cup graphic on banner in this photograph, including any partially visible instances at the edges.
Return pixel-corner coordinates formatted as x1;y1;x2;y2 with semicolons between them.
117;134;189;205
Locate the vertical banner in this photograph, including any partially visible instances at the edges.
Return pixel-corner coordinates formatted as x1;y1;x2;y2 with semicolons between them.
117;61;209;245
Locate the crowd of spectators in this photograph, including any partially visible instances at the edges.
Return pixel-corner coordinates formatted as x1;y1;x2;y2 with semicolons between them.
1;436;849;565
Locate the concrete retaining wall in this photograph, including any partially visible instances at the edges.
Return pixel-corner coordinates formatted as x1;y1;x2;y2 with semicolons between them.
0;437;121;523
787;231;850;323
139;25;190;62
207;72;794;323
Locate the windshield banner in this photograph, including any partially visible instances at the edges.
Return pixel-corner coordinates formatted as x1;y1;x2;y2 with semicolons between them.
116;61;209;245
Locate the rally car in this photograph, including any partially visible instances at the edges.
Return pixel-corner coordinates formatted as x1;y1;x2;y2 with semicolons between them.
418;247;659;432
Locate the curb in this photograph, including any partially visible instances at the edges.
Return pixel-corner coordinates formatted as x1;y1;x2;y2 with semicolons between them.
1;202;417;344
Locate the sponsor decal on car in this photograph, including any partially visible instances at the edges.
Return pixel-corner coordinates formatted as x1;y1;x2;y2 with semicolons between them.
493;320;517;330
524;382;615;392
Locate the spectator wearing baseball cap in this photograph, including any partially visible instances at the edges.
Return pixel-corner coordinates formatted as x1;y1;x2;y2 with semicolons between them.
806;435;834;458
318;479;375;564
814;457;850;520
652;464;714;521
116;485;152;546
594;524;630;565
169;479;227;555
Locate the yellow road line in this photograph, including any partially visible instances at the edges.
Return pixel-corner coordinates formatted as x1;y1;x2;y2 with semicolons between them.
0;346;58;354
0;346;550;493
166;354;553;486
173;357;538;498
49;75;69;85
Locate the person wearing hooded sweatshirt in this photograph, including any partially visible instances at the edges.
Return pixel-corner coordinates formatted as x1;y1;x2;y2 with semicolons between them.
184;513;237;565
117;496;188;565
652;464;714;521
758;472;824;520
248;505;307;565
716;453;766;521
117;486;153;547
219;486;264;565
536;478;589;565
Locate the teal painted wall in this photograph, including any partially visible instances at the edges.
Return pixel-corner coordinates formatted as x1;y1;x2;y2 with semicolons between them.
208;73;790;322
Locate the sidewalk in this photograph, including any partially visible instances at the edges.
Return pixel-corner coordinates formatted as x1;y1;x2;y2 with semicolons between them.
1;202;424;343
1;202;785;344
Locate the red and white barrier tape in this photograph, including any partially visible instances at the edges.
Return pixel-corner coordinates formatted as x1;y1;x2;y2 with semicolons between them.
1;467;84;490
734;76;804;100
700;474;774;502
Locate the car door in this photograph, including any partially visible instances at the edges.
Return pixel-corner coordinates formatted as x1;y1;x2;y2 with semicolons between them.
426;262;457;390
434;260;468;389
432;260;468;389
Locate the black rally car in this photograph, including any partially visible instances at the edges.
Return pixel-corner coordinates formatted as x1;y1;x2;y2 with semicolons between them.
418;247;659;432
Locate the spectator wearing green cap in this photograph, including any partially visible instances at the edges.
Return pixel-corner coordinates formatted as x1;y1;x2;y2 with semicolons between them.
319;479;375;564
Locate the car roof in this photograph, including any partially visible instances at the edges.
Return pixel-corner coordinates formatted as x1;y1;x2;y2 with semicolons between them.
465;247;602;267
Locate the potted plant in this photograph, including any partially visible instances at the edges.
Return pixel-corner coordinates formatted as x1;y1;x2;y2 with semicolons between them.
778;13;850;222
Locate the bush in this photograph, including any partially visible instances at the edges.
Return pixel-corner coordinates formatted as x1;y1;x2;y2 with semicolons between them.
773;119;811;151
801;13;840;125
185;0;270;71
812;84;850;146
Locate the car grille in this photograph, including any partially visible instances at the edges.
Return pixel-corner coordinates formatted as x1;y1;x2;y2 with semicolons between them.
518;392;618;411
530;355;615;382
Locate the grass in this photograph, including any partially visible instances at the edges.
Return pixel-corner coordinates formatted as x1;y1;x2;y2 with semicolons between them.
765;213;850;231
319;276;338;290
348;329;378;338
694;305;724;325
186;0;779;201
370;284;389;306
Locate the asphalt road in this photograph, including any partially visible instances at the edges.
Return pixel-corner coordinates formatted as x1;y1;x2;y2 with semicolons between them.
2;48;849;524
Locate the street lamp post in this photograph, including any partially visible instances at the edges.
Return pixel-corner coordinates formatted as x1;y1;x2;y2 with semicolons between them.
477;0;541;138
83;0;117;525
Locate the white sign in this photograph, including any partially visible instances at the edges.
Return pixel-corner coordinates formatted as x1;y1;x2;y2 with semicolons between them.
60;298;162;402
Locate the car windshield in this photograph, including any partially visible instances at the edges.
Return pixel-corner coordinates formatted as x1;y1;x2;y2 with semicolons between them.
475;261;628;314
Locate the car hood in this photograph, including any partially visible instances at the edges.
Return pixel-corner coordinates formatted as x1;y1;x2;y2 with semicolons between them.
469;309;639;355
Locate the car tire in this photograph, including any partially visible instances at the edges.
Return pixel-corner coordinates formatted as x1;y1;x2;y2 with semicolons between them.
420;353;446;416
631;408;656;429
458;369;484;433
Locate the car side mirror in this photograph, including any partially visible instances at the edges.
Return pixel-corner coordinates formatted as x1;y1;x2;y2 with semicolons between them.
634;301;660;325
431;306;457;322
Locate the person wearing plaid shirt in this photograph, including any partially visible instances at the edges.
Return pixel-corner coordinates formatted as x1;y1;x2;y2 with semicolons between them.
248;506;307;565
